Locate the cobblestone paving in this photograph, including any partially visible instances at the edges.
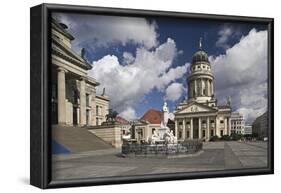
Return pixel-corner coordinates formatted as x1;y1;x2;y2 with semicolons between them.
52;141;268;180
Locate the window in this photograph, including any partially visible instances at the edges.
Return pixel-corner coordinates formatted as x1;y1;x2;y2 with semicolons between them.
179;131;182;139
73;90;79;104
202;120;206;124
96;105;99;115
202;130;206;137
86;94;90;107
186;121;190;125
211;130;214;137
220;120;224;124
187;131;190;138
210;120;215;123
220;130;224;136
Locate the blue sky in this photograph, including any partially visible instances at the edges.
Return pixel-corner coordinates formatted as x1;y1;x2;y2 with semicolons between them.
53;12;268;123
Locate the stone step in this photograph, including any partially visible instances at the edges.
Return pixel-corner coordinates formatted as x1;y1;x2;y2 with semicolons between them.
52;125;113;153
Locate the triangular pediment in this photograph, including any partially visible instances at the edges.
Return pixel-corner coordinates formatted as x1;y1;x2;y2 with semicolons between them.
52;38;92;70
175;102;216;114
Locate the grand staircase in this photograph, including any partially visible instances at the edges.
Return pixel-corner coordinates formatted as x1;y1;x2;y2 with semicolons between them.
52;125;113;153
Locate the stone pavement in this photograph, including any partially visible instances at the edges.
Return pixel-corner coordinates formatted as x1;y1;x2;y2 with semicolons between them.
52;141;268;180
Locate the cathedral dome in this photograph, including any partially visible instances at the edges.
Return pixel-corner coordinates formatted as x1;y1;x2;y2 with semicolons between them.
192;50;209;63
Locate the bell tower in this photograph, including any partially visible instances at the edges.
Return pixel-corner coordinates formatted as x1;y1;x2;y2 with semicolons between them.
187;39;216;107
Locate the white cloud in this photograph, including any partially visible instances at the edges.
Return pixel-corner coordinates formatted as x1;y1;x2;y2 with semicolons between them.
210;29;268;123
119;106;137;121
168;113;175;121
89;38;186;114
216;26;233;49
157;63;189;91
165;82;185;101
53;13;158;51
215;25;242;49
123;52;135;64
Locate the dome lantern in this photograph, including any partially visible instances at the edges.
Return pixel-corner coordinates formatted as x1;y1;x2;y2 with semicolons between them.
192;38;209;64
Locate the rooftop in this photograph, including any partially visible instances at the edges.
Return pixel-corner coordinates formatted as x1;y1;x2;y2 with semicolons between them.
141;109;162;124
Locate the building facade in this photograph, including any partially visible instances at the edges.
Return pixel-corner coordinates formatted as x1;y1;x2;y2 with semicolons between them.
230;112;246;135
51;19;109;127
174;41;232;141
252;111;268;138
244;125;252;135
133;109;162;142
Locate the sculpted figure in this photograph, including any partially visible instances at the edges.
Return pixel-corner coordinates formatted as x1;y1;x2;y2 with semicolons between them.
150;130;159;144
162;102;169;128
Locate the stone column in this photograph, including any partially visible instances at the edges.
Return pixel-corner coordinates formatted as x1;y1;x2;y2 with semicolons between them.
207;117;210;141
228;117;231;136
57;67;67;125
216;118;220;137
175;119;178;139
210;80;214;95
206;79;211;96
88;94;92;125
224;117;227;136
198;117;202;139
190;118;193;139
80;77;86;126
194;79;197;97
201;79;204;96
77;107;80;125
182;119;186;139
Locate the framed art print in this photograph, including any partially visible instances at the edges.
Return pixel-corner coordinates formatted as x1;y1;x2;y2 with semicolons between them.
30;3;274;189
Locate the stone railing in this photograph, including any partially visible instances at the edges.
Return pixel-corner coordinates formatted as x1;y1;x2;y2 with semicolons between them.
121;140;202;157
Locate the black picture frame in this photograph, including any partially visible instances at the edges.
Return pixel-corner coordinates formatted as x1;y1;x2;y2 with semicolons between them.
30;3;274;189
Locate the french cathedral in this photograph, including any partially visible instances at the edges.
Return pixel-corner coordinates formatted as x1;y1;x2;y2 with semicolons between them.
174;40;232;141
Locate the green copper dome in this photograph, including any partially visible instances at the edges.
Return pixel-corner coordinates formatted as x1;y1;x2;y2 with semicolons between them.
192;50;209;63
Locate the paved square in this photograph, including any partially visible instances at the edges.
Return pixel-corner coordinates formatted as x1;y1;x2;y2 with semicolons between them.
52;141;268;180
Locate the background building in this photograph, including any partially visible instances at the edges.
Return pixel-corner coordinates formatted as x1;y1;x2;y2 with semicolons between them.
252;111;268;138
51;19;109;127
133;109;162;142
244;125;253;135
230;112;246;135
174;41;232;141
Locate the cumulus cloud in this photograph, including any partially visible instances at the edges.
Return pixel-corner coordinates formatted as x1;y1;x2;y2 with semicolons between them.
89;38;186;117
123;52;135;64
210;29;268;123
216;25;241;49
119;106;137;121
165;83;185;101
53;13;158;51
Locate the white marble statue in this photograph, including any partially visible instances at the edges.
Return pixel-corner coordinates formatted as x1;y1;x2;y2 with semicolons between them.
162;102;169;128
150;129;160;144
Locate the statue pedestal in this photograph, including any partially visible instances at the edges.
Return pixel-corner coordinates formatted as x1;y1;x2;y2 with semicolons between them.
158;127;169;139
